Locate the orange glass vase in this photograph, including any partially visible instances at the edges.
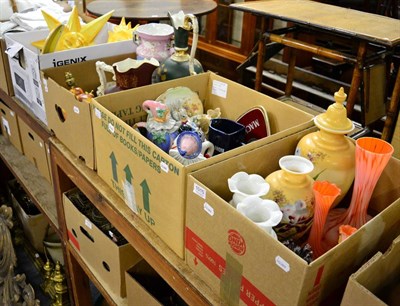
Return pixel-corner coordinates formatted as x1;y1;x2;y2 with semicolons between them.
322;137;394;251
307;181;341;259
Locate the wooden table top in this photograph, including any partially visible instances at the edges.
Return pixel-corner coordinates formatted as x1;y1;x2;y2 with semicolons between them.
87;0;217;21
231;0;400;47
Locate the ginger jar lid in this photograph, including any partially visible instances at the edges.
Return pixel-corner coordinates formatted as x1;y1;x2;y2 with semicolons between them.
314;87;354;134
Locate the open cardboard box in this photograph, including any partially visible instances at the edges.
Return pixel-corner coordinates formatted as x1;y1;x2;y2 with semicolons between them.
0;101;23;153
63;188;142;298
91;71;314;258
4;24;136;125
125;259;185;306
18;117;52;183
185;129;400;305
0;37;13;95
41;53;132;170
341;234;400;306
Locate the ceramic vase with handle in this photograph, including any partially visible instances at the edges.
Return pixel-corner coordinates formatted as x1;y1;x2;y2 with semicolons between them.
156;11;203;81
264;155;315;243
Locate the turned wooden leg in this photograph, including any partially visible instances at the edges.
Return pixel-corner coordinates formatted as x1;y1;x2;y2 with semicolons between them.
346;41;367;119
382;67;400;141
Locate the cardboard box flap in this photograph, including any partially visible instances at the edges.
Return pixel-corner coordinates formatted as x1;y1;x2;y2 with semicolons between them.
354;235;400;290
4;41;23;57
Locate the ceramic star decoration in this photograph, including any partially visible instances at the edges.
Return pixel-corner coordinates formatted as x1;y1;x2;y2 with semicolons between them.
32;6;114;54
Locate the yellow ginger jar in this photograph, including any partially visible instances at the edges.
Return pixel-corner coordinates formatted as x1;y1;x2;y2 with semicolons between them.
295;87;355;206
264;155;315;243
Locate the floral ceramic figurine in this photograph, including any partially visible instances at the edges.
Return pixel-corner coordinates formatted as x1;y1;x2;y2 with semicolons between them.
228;172;270;208
136;100;180;152
236;196;282;239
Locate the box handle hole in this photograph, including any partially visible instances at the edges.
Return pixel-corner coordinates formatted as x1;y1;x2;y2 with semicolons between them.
1;109;5;115
28;132;35;141
80;226;94;243
72;228;78;238
55;104;66;122
102;261;110;272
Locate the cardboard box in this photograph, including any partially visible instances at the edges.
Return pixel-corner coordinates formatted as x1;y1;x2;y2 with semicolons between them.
341;235;400;306
41;53;132;170
125;260;185;306
0;101;23;153
18;118;51;183
91;71;314;258
8;179;49;253
0;37;14;95
185;129;400;306
4;25;136;125
63;188;142;297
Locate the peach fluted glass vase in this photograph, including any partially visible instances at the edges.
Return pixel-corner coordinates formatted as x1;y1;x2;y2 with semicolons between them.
322;137;394;251
307;181;341;260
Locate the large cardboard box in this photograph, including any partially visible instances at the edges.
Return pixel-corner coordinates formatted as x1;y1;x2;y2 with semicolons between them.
125;260;185;306
185;130;400;306
0;101;23;153
0;38;13;95
63;188;142;298
4;25;136;125
92;71;314;258
18;118;51;183
41;53;131;170
341;235;400;306
8;179;49;253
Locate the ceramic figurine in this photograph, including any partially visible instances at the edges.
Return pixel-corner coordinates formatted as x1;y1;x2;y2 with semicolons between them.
295;87;355;206
264;155;315;242
228;172;270;208
156;11;203;81
96;58;159;95
137;100;180;152
236;196;282;239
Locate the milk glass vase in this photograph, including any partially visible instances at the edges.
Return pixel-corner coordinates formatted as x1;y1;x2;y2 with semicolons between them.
236;196;283;239
322;137;394;251
307;181;341;260
264;155;315;242
228;172;270;208
295;87;355;206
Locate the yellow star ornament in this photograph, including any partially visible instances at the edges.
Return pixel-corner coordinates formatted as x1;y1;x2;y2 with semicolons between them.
107;17;138;43
33;7;114;54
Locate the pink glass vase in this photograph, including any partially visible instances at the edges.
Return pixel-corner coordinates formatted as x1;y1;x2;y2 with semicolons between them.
322;137;394;251
307;181;341;259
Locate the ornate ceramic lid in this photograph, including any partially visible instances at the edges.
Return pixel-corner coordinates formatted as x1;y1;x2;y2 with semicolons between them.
314;87;354;134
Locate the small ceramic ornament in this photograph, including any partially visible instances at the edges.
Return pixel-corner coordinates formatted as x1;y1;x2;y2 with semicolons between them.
137;100;180;152
228;172;270;208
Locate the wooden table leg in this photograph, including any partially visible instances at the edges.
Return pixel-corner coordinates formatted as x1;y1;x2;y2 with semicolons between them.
285;47;296;97
255;17;267;91
382;67;400;141
346;41;367;118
